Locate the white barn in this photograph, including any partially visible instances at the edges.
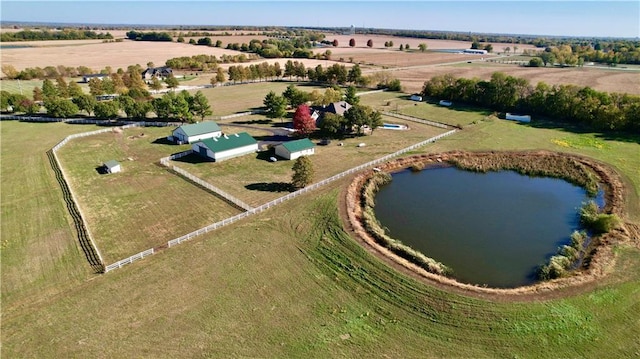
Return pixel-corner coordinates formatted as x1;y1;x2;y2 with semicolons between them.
192;132;258;162
275;138;316;160
171;121;222;144
103;160;121;174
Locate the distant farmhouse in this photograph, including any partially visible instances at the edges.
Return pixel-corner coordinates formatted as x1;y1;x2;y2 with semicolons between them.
82;74;109;83
311;101;353;125
192;132;258;162
142;66;173;80
170;121;222;144
275;138;316;160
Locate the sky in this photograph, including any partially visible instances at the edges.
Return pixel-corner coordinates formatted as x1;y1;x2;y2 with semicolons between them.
1;1;639;38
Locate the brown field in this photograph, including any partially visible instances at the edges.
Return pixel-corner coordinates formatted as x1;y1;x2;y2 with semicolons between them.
391;63;640;95
330;50;492;67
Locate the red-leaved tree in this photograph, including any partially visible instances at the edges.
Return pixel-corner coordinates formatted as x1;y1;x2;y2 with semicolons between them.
332;39;338;47
293;104;316;136
367;39;373;48
349;38;355;47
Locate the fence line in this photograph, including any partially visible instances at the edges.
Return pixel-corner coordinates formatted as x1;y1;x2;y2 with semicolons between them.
217;110;266;121
159;151;254;211
381;111;451;129
104;248;154;272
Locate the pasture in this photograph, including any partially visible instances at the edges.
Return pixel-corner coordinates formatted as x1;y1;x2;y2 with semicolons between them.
2;116;639;358
55;126;242;263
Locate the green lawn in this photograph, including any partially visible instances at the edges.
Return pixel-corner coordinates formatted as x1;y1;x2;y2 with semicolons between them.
2;114;639;358
55;126;242;263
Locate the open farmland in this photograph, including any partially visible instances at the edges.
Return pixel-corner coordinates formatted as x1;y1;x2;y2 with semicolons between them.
174;115;447;207
2;117;639;358
55;126;242;263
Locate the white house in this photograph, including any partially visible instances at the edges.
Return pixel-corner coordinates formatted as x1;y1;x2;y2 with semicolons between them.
505;113;531;123
171;121;222;144
275;138;316;160
192;132;258;162
103;160;121;174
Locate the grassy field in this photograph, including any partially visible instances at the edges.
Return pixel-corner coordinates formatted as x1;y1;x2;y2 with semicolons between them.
174;114;447;207
2;113;639;357
55;126;242;263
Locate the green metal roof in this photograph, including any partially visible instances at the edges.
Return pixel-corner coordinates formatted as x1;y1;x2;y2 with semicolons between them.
199;132;257;153
104;160;120;169
279;138;315;153
178;121;221;137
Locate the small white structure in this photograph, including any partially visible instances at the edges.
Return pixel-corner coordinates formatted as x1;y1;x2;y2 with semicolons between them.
103;160;121;174
82;74;109;83
505;113;532;123
192;132;258;162
439;100;453;107
171;121;222;144
463;49;488;55
410;94;423;102
275;138;316;160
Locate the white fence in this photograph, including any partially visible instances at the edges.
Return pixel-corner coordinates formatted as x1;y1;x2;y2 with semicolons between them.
159;150;254;211
104;248;154;272
218;110;266;121
381;111;451;129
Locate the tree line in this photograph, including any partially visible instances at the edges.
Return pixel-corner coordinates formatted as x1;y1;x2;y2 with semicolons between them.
125;31;173;42
422;72;640;132
1;29;113;42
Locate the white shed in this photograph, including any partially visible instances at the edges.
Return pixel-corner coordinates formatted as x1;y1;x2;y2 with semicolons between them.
192;132;258;162
505;113;531;123
171;121;222;144
104;160;121;174
275;138;316;160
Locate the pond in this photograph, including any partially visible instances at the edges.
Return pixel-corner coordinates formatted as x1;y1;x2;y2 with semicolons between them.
373;166;601;288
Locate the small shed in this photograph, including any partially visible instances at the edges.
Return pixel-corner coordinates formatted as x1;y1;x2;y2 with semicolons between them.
275;138;316;160
439;100;453;107
171;121;222;144
104;160;121;174
192;132;258;162
410;94;423;101
505;113;531;123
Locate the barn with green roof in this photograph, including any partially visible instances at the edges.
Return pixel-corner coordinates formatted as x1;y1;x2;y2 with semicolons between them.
171;121;222;144
192;132;258;162
275;138;316;160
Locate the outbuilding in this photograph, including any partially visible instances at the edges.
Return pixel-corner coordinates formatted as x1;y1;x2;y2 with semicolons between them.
192;132;258;162
275;138;316;160
171;121;222;144
103;160;121;174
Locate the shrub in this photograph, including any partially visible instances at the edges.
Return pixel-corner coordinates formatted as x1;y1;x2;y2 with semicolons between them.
580;201;620;234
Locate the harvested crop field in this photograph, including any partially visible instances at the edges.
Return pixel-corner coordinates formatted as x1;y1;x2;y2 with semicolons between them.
325;50;488;67
392;64;640;95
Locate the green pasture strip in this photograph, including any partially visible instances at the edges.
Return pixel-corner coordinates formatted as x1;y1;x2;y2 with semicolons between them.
55;126;242;263
2;182;638;358
173;115;447;207
0;121;100;307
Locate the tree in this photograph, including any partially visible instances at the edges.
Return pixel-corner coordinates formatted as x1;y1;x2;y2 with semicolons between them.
347;64;362;84
32;87;43;102
418;43;427;52
67;81;83;98
344;85;360;105
283;84;308;108
483;44;493;53
263;91;287;120
291;156;314;189
388;40;394;47
367;39;373;48
319;113;345;137
164;74;179;89
405;44;410;50
528;57;544;67
190;90;212;121
349;38;356;47
399;44;404;51
292;104;316;136
513;45;518;54
94;101;120;119
149;77;163;91
344;104;381;135
539;52;555;66
213;67;226;85
471;40;480;49
215;39;223;47
88;78;104;96
332;39;338;47
42;78;57;99
73;94;97;115
43;97;78;118
2;64;19;79
503;46;511;54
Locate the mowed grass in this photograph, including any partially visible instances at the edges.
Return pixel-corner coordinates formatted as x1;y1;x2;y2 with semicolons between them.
201;81;329;117
0;121;100;307
56;126;242;263
2;114;639;358
174;115;447;207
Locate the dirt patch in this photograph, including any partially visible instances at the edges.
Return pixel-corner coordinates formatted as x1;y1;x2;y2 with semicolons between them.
342;150;636;301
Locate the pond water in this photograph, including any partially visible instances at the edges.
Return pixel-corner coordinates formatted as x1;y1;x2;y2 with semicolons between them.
373;166;598;288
